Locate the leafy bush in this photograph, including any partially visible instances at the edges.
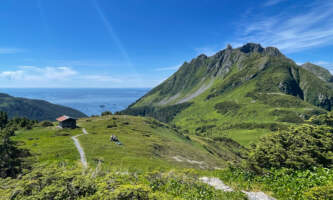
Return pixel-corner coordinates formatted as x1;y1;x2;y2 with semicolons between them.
308;111;333;126
270;109;304;123
214;101;241;115
0;111;8;129
39;120;54;127
0;128;29;178
6;117;38;130
101;111;113;116
106;122;117;128
0;112;37;131
216;167;333;200
248;124;333;171
0;165;246;200
219;122;288;131
304;185;333;200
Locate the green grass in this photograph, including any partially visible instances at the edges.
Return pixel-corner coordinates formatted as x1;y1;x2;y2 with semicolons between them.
12;115;245;171
12;127;82;165
3;115;251;199
172;75;325;146
77;115;226;170
219;129;269;146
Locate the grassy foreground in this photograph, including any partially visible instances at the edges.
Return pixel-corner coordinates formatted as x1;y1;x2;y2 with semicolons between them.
12;115;244;171
4;113;332;200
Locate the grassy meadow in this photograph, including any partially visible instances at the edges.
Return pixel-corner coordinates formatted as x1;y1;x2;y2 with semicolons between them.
12;115;236;171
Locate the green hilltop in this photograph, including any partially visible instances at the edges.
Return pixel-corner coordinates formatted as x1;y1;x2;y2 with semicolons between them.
301;62;333;83
0;93;87;121
123;43;333;145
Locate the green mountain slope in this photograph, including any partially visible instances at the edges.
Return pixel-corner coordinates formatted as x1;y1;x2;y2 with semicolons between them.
13;115;245;170
301;62;333;82
0;93;86;121
123;43;333;145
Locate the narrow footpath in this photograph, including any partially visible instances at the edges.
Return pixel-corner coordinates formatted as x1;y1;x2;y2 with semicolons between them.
200;177;276;200
72;128;89;168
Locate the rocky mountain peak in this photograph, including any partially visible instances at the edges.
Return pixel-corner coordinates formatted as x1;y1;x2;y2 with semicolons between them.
264;46;282;56
237;43;282;57
239;43;264;53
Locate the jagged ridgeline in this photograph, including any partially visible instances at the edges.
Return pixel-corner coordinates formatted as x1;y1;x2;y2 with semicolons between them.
123;43;333;145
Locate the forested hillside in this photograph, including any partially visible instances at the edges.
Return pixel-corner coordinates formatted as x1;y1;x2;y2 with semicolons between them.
0;93;86;121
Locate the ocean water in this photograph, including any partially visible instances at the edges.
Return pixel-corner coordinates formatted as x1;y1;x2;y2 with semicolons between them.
0;88;150;116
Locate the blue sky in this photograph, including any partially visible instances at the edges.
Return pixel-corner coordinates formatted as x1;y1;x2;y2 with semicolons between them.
1;0;333;88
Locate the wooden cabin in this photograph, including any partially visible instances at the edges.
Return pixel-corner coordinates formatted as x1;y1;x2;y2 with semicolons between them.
56;115;76;129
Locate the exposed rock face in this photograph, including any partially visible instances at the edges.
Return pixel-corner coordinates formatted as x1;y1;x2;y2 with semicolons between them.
264;47;282;56
239;43;264;53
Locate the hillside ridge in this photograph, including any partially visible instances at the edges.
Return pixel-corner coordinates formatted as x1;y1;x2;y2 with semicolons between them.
0;92;87;121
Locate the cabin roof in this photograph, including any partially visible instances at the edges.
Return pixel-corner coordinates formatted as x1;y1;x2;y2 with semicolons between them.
56;115;75;122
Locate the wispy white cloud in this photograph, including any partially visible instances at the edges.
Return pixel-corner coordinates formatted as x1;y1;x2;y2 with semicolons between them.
0;48;23;54
263;0;288;7
0;66;77;81
237;1;333;52
0;66;156;88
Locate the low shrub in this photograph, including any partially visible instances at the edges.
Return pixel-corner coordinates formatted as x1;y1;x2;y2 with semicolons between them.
248;124;333;171
40;120;54;127
304;185;333;200
216;167;333;200
0;165;247;200
214;101;241;115
308;111;333;126
101;111;113;116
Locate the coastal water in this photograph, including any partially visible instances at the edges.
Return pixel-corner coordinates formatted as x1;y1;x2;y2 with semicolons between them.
0;88;150;116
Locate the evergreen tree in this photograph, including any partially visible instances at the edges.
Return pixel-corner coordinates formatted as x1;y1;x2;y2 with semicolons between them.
0;111;8;129
0;128;26;178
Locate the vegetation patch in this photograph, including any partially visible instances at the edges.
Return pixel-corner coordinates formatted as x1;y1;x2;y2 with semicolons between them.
219;122;288;131
270;109;304;123
122;102;192;123
308;111;333;126
214;101;241;115
0;165;248;200
248;124;333;171
195;125;216;134
106;122;117;128
246;92;307;108
54;130;71;136
39;120;54;127
216;167;333;200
